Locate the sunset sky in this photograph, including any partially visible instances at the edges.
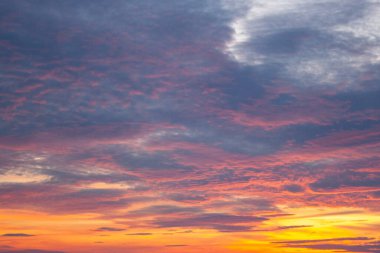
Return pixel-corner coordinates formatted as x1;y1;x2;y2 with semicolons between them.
0;1;379;252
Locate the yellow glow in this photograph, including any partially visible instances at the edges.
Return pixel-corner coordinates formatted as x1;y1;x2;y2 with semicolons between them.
0;205;379;253
0;171;50;184
79;182;132;190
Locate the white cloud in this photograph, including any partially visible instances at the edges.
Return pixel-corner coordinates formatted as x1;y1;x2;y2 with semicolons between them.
222;0;380;88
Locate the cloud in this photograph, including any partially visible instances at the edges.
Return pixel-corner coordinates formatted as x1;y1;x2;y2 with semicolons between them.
113;150;193;172
217;84;351;129
282;184;305;193
166;193;208;203
208;197;278;214
0;250;64;253
1;234;34;237
0;0;379;251
126;233;152;236
310;170;380;192
274;237;380;253
277;225;312;230
222;0;380;88
154;213;267;232
0;185;151;214
273;237;374;244
94;227;124;232
128;205;202;217
280;241;380;253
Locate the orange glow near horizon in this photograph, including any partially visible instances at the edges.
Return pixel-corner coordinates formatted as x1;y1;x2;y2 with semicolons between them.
1;206;379;253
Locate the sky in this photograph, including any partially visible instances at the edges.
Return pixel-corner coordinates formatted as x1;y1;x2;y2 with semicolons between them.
0;0;379;252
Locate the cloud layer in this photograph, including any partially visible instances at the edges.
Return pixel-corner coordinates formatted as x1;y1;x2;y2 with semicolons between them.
0;0;379;252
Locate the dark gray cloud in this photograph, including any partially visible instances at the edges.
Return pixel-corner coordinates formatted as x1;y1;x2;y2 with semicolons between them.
128;205;202;216
126;233;152;236
113;150;193;172
282;184;305;193
274;237;374;244
274;237;380;253
0;250;64;253
0;185;150;214
166;193;208;203
1;234;34;237
280;241;380;253
94;227;124;232
277;225;312;230
253;28;317;55
310;171;380;191
208;197;278;214
154;213;266;232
